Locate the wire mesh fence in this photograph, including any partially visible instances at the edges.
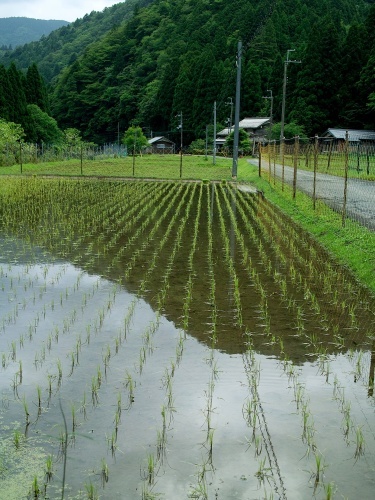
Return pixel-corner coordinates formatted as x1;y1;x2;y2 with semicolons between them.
0;142;234;181
259;134;375;232
0;143;128;167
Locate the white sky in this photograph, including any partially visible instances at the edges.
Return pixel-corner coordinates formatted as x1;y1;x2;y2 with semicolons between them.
0;0;122;22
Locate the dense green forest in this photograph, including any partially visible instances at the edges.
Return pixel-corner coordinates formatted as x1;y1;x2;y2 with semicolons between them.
0;62;63;144
0;18;69;49
1;0;375;145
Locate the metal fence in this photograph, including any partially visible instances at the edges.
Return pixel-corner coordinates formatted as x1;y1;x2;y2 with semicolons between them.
258;134;375;232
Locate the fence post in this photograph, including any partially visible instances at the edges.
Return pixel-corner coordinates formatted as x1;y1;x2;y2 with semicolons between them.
180;148;183;178
273;140;276;185
20;142;23;174
313;135;318;210
342;130;349;227
268;142;271;182
80;145;83;175
281;141;285;191
293;136;299;199
356;143;360;173
327;140;333;172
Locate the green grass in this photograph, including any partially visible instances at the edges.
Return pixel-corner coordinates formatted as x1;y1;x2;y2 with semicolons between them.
0;154;234;181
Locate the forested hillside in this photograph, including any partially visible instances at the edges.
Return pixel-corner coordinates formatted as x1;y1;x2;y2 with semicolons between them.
0;1;152;83
0;17;69;49
1;0;375;145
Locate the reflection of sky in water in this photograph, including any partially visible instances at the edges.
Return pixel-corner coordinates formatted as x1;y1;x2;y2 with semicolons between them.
0;241;374;499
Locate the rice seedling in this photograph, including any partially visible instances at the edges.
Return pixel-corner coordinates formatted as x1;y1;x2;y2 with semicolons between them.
36;385;42;415
107;430;118;458
13;428;22;449
341;400;352;439
156;428;167;464
71;402;78;433
242;398;258;437
124;370;135;406
47;374;53;400
29;475;42;499
311;451;326;489
91;377;99;406
353;350;364;383
22;394;30;426
100;458;109;487
45;455;54;482
116;392;122;418
17;359;23;384
294;382;305;411
354;425;365;460
323;481;336;499
96;366;102;388
254;434;263;457
85;481;99;500
203;427;215;464
189;460;209;500
255;457;272;486
146;453;156;485
10;340;16;361
68;351;76;376
114;409;121;438
141;483;163;500
56;358;63;386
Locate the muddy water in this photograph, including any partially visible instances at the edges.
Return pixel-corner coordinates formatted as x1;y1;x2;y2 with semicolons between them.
0;179;374;499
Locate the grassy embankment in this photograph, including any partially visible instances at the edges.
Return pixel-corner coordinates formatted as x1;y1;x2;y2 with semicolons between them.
1;154;374;294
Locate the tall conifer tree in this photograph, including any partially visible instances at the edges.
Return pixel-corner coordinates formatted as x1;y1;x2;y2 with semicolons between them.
7;63;35;140
0;65;11;121
25;63;50;114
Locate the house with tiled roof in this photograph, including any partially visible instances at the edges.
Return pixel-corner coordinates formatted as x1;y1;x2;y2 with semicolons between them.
321;128;375;142
216;117;271;150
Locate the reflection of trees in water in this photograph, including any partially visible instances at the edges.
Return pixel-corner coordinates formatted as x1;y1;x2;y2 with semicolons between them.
1;179;374;366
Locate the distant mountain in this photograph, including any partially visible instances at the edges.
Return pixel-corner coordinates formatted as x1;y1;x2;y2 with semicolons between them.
0;17;69;48
0;1;143;82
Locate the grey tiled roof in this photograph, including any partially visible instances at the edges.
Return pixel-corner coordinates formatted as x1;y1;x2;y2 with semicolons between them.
324;129;375;141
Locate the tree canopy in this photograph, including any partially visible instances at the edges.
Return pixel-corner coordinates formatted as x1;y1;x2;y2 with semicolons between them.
122;126;148;154
1;0;375;144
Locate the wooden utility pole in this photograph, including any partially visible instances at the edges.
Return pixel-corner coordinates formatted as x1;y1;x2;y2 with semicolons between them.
293;135;299;199
232;41;242;180
213;101;217;165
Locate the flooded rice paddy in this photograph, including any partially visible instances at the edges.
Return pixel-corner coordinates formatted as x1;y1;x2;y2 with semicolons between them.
0;178;374;499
